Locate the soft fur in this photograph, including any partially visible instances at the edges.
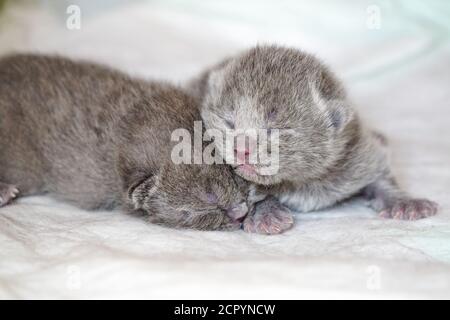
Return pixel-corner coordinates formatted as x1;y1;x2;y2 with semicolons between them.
0;54;249;231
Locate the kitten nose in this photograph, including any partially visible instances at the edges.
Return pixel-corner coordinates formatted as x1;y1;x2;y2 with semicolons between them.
226;202;248;222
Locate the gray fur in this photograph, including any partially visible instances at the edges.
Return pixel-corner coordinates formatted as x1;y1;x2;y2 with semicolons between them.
0;54;249;231
189;45;438;228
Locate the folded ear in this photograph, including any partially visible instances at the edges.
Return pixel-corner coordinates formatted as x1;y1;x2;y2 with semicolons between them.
127;171;161;210
203;68;227;105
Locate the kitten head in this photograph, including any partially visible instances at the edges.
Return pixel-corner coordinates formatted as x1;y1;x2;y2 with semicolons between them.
127;162;250;231
197;45;357;185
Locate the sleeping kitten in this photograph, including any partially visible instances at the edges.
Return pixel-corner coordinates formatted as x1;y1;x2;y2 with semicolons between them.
188;45;438;234
0;54;249;231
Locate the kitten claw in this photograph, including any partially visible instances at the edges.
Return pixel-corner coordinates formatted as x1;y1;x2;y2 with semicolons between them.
379;198;438;220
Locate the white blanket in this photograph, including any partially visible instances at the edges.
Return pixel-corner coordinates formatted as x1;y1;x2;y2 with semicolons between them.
0;0;449;299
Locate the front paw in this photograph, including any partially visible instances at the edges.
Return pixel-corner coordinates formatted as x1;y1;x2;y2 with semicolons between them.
379;198;438;220
243;197;294;234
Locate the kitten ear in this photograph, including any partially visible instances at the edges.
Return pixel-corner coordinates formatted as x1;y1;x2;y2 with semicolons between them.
206;56;236;98
127;171;161;209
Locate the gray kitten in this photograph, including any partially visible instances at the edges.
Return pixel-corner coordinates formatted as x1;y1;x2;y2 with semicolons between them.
189;45;438;234
0;54;249;231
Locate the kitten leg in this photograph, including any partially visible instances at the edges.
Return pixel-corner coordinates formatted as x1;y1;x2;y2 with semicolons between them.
243;196;294;234
363;171;438;220
0;182;20;207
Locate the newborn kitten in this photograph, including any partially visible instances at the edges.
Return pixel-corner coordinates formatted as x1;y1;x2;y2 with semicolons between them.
0;54;249;231
189;45;438;234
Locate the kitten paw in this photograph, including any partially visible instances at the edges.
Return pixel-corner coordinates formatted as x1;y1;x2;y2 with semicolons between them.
243;197;294;235
0;183;19;207
379;198;438;220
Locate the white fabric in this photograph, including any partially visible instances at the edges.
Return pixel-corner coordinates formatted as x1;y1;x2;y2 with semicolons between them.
0;0;449;299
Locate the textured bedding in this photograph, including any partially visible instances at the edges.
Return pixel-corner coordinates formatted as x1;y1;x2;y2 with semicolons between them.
0;0;449;299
